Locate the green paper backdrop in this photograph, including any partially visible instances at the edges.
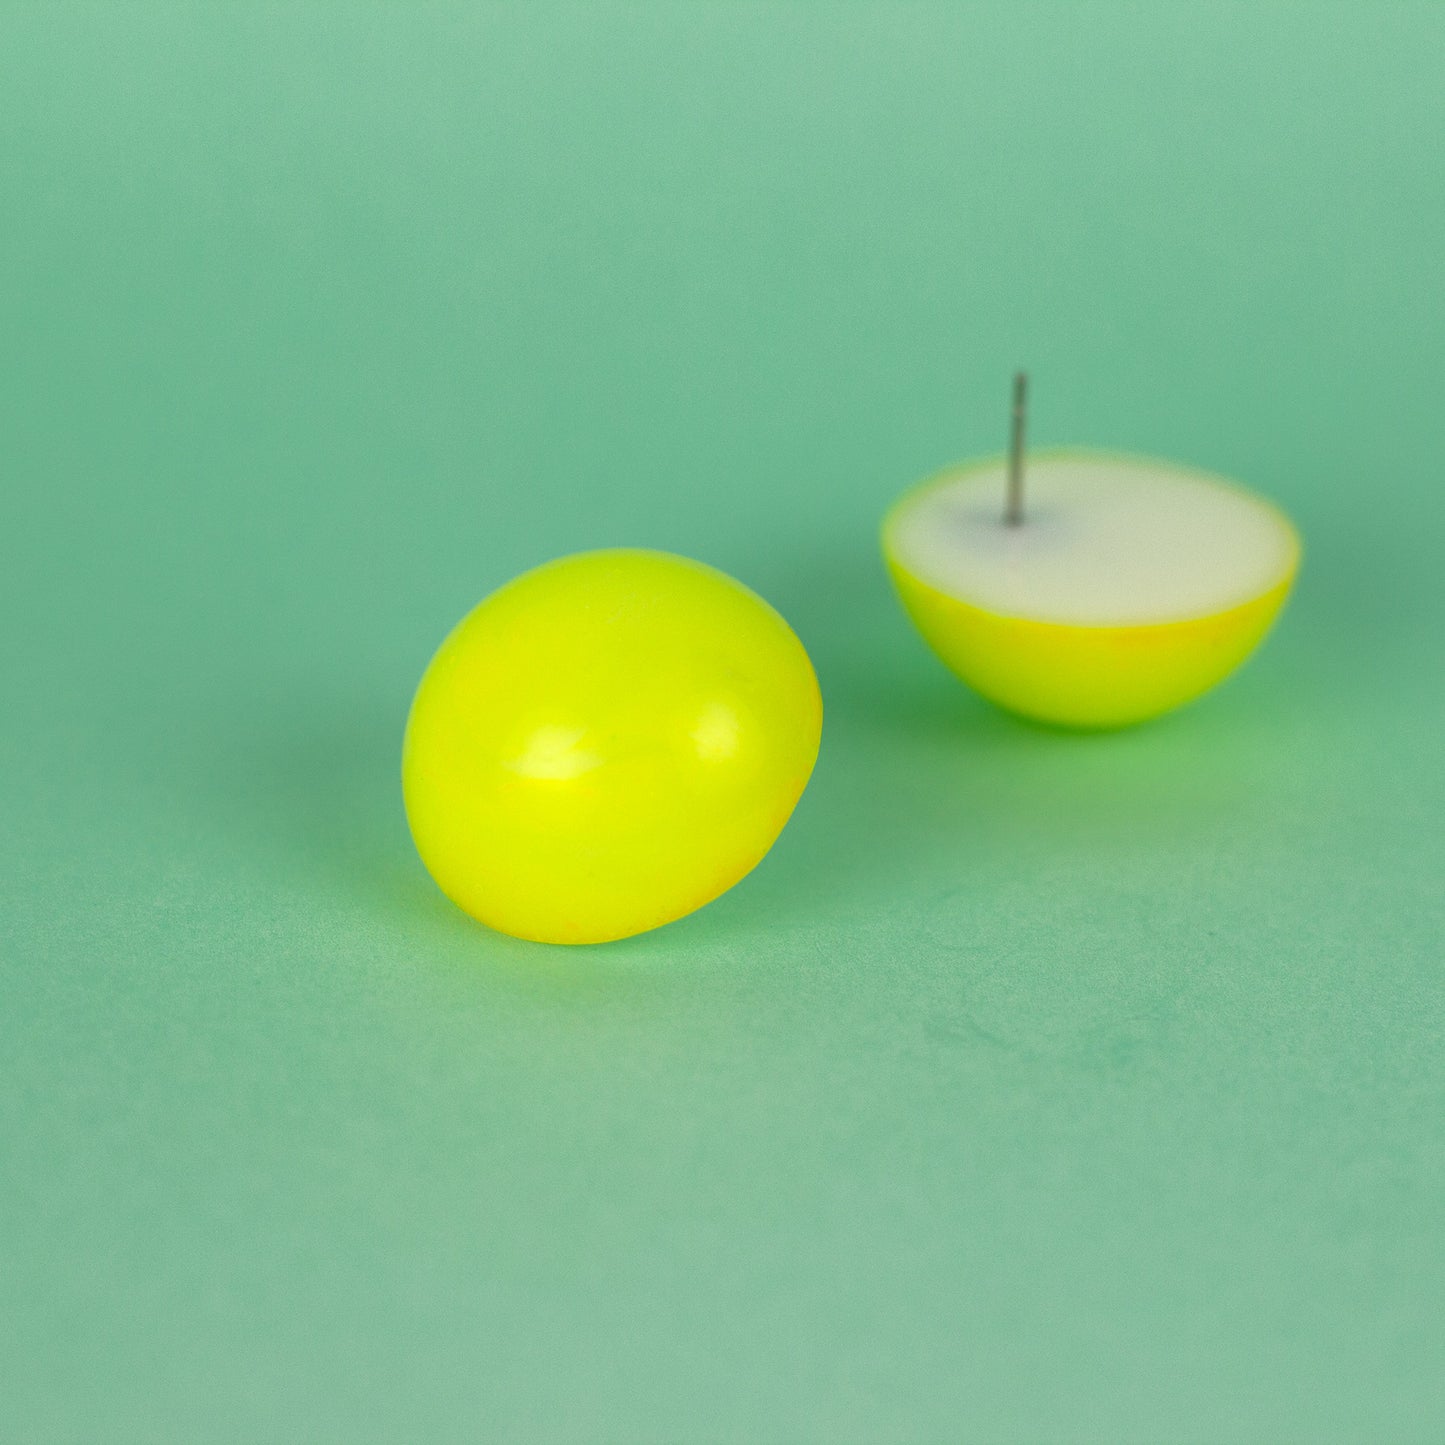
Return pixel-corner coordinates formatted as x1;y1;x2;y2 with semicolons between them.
3;5;1443;1440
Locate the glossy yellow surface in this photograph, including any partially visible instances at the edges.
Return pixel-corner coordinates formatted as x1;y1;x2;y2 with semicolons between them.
403;549;822;944
883;458;1302;729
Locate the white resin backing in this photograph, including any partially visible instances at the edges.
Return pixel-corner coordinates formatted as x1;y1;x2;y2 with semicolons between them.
886;453;1298;626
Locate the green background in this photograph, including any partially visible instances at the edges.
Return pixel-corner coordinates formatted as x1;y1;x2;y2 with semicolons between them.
3;5;1443;1441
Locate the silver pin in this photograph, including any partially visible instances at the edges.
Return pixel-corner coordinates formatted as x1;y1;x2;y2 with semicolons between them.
1006;370;1027;526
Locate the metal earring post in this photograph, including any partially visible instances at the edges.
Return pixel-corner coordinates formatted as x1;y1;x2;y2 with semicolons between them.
1006;370;1027;526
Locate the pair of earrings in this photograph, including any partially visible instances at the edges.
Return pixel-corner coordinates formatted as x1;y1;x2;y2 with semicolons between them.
403;378;1299;944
